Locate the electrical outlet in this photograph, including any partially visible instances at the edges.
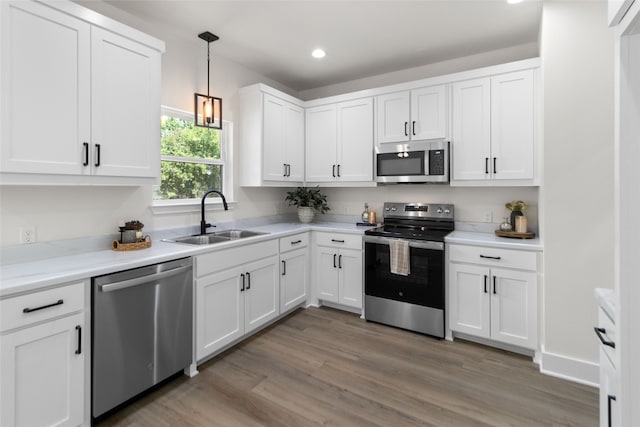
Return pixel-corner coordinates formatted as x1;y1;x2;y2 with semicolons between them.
20;226;36;244
483;211;493;223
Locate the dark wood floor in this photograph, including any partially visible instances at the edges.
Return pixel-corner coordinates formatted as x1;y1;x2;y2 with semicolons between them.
97;307;598;427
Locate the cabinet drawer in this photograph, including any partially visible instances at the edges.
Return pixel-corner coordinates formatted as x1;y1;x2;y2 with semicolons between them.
279;232;309;252
596;307;616;367
448;244;537;271
196;239;278;277
1;281;85;332
315;232;362;250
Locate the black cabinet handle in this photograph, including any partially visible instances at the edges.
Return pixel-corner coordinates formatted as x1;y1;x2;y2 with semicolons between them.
94;143;101;167
412;121;416;136
331;239;345;243
480;255;501;260
83;142;89;166
282;260;286;276
484;275;488;293
337;164;341;177
288;164;291;177
404;121;408;136
333;254;337;268
485;157;489;174
608;395;616;427
594;327;616;348
246;272;251;290
493;276;497;294
23;299;64;313
332;165;336;177
493;157;497;174
283;164;287;177
240;273;245;292
338;254;342;269
290;240;302;245
75;325;82;355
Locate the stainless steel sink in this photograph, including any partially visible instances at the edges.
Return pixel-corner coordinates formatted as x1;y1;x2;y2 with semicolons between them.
165;229;267;245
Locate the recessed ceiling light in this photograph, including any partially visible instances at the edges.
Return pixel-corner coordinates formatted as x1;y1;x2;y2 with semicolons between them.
312;48;326;59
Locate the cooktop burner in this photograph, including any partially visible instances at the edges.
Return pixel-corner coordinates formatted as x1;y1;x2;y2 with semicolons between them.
364;202;455;242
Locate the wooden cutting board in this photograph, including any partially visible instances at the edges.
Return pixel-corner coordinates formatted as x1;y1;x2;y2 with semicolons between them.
494;230;536;239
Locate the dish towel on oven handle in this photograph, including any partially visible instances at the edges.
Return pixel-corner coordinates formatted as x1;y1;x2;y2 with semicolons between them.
389;239;410;276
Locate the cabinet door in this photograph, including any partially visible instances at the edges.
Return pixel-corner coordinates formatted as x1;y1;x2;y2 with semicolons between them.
599;347;618;427
490;70;535;180
448;263;491;338
244;255;280;334
490;268;537;348
0;1;90;175
337;98;373;182
196;267;244;360
306;104;337;182
338;248;363;309
451;78;491;181
410;86;447;141
284;102;305;182
316;247;339;302
1;313;84;427
376;91;410;144
280;248;308;313
262;93;287;181
91;27;161;178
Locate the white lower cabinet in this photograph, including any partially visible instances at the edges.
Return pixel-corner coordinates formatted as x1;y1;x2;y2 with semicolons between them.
195;240;279;361
279;233;309;313
596;307;618;427
315;232;363;309
448;244;538;350
1;281;87;427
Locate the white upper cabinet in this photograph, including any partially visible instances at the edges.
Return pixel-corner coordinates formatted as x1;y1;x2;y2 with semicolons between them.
238;85;305;186
0;0;164;183
376;85;447;144
451;69;537;186
306;98;373;184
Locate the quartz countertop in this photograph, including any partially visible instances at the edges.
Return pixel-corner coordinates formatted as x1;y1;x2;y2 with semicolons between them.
445;230;543;251
0;220;375;298
595;288;616;321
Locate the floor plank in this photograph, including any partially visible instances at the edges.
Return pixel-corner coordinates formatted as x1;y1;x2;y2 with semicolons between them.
96;307;598;427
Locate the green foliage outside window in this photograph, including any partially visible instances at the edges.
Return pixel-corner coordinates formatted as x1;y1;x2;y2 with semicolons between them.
155;116;223;200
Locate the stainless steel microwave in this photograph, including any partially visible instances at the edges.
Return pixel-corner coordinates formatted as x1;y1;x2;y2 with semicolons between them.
375;140;449;184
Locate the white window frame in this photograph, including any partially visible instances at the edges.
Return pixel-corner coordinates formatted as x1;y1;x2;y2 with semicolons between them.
152;106;234;214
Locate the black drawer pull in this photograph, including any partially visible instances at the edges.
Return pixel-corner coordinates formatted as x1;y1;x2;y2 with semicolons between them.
480;255;501;260
594;327;615;348
23;299;64;313
75;325;82;355
290;240;302;245
331;239;345;243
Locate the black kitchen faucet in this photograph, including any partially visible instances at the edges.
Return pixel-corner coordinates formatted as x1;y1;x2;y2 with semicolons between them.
200;189;228;235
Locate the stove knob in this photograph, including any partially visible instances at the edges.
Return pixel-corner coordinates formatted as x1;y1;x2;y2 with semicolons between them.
436;207;443;214
384;207;390;211
444;208;451;214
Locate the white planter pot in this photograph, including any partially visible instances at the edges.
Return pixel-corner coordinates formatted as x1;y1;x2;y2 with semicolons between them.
297;207;315;223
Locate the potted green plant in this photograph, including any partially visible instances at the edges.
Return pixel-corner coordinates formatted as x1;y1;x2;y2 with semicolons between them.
285;186;330;223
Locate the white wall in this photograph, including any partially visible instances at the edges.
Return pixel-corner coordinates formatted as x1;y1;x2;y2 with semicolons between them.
540;1;614;378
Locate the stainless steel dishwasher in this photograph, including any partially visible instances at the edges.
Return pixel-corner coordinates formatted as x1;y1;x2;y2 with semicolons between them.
92;257;193;419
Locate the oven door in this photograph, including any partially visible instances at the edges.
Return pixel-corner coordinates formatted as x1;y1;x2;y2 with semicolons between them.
364;235;444;309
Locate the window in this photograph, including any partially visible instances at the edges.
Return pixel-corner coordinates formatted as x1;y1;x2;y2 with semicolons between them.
154;106;231;205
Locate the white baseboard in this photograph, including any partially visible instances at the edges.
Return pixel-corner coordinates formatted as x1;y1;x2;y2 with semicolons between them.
539;349;599;387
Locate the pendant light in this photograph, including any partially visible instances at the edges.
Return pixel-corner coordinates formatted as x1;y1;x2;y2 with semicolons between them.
194;31;222;129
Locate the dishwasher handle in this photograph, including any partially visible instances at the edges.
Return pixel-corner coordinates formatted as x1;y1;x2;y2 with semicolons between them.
99;265;192;293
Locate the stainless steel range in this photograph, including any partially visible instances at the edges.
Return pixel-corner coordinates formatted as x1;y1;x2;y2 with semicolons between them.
364;202;454;338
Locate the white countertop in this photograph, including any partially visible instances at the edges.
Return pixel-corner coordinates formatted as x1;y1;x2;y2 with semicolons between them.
595;288;616;321
0;220;374;298
445;230;543;251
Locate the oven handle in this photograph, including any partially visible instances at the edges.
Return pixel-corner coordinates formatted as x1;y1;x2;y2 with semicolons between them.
364;235;444;251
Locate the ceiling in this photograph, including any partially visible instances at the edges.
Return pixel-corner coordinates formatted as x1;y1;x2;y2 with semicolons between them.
103;0;542;92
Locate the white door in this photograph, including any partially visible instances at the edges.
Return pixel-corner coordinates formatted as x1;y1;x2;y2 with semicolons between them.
337;98;373;182
376;91;410;144
262;93;287;181
490;268;537;348
91;27;161;178
448;263;491;338
196;267;244;360
284;102;305;182
338;248;363;309
491;70;535;180
410;85;447;141
244;255;279;334
451;78;491;181
305;104;337;182
316;247;339;302
0;1;90;175
1;313;84;427
280;248;308;313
